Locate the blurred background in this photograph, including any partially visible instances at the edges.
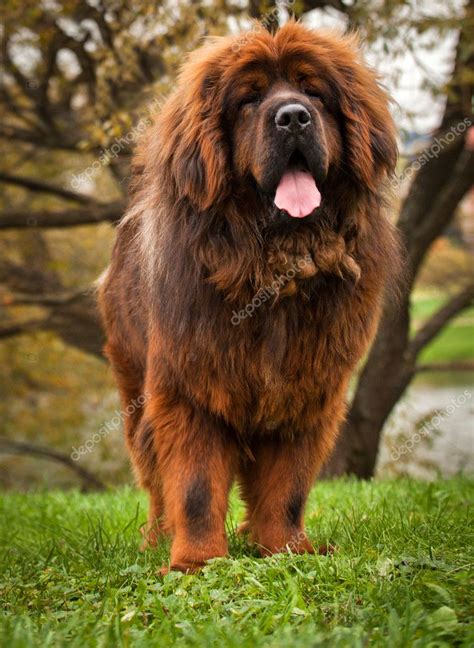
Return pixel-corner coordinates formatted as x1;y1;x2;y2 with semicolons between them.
0;0;472;491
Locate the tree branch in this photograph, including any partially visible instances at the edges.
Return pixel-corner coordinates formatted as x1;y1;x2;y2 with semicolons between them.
0;202;124;229
0;172;98;205
409;284;474;356
410;148;474;276
0;124;80;150
51;21;97;102
0;318;49;339
417;361;474;372
1;36;39;102
2;290;87;307
0;439;106;491
0;84;42;131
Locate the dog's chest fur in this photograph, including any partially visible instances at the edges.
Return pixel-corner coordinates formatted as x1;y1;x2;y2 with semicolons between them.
169;284;359;434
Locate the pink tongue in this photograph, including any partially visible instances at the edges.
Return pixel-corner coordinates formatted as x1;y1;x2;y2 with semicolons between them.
274;169;321;218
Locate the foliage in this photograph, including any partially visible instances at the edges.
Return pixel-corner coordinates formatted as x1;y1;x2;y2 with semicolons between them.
0;330;125;490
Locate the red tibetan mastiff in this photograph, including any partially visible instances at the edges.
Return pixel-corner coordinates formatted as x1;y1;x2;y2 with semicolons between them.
99;22;399;573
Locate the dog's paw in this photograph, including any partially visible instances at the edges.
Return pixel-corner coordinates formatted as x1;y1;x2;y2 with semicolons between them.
159;561;205;576
317;543;337;555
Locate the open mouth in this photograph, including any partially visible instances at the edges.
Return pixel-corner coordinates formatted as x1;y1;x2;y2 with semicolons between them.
274;150;321;218
286;150;310;171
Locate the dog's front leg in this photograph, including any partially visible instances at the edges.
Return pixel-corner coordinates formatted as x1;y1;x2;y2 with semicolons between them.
237;432;323;556
143;391;238;574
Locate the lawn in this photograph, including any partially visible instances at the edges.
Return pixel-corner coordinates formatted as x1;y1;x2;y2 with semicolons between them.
1;479;473;647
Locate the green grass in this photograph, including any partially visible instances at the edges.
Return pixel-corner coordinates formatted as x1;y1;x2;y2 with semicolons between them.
1;479;473;647
411;295;474;363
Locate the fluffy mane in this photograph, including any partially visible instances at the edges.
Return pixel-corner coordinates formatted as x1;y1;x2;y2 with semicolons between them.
119;24;399;331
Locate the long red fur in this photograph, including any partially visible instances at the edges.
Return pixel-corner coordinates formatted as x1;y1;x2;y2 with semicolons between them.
99;22;401;573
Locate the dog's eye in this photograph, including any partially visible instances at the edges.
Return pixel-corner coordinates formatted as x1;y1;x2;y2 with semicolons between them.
239;94;261;109
303;88;323;101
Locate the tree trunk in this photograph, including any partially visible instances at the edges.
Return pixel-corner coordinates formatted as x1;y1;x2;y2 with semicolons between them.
322;15;473;478
323;144;473;478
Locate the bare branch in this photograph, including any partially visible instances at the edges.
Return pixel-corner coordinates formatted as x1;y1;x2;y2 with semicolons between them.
77;2;116;49
51;21;97;101
0;172;98;205
2;290;87;307
0;439;106;491
417;361;474;372
0;37;38;102
0;124;80;151
412;149;474;267
0;318;49;339
0;84;42;131
1;291;105;358
409;284;474;356
0;202;124;229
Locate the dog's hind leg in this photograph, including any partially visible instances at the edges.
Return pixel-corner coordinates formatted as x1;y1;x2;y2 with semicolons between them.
133;417;166;550
103;342;145;443
104;343;165;548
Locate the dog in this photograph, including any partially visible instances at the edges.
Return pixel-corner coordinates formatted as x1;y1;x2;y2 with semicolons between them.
99;22;400;573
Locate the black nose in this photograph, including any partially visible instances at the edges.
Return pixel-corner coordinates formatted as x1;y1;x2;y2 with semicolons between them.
275;103;311;132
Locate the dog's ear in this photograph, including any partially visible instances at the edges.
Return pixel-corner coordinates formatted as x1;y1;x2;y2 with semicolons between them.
157;48;230;211
337;47;397;189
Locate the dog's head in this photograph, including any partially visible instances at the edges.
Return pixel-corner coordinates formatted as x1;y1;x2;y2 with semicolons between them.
152;22;396;222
